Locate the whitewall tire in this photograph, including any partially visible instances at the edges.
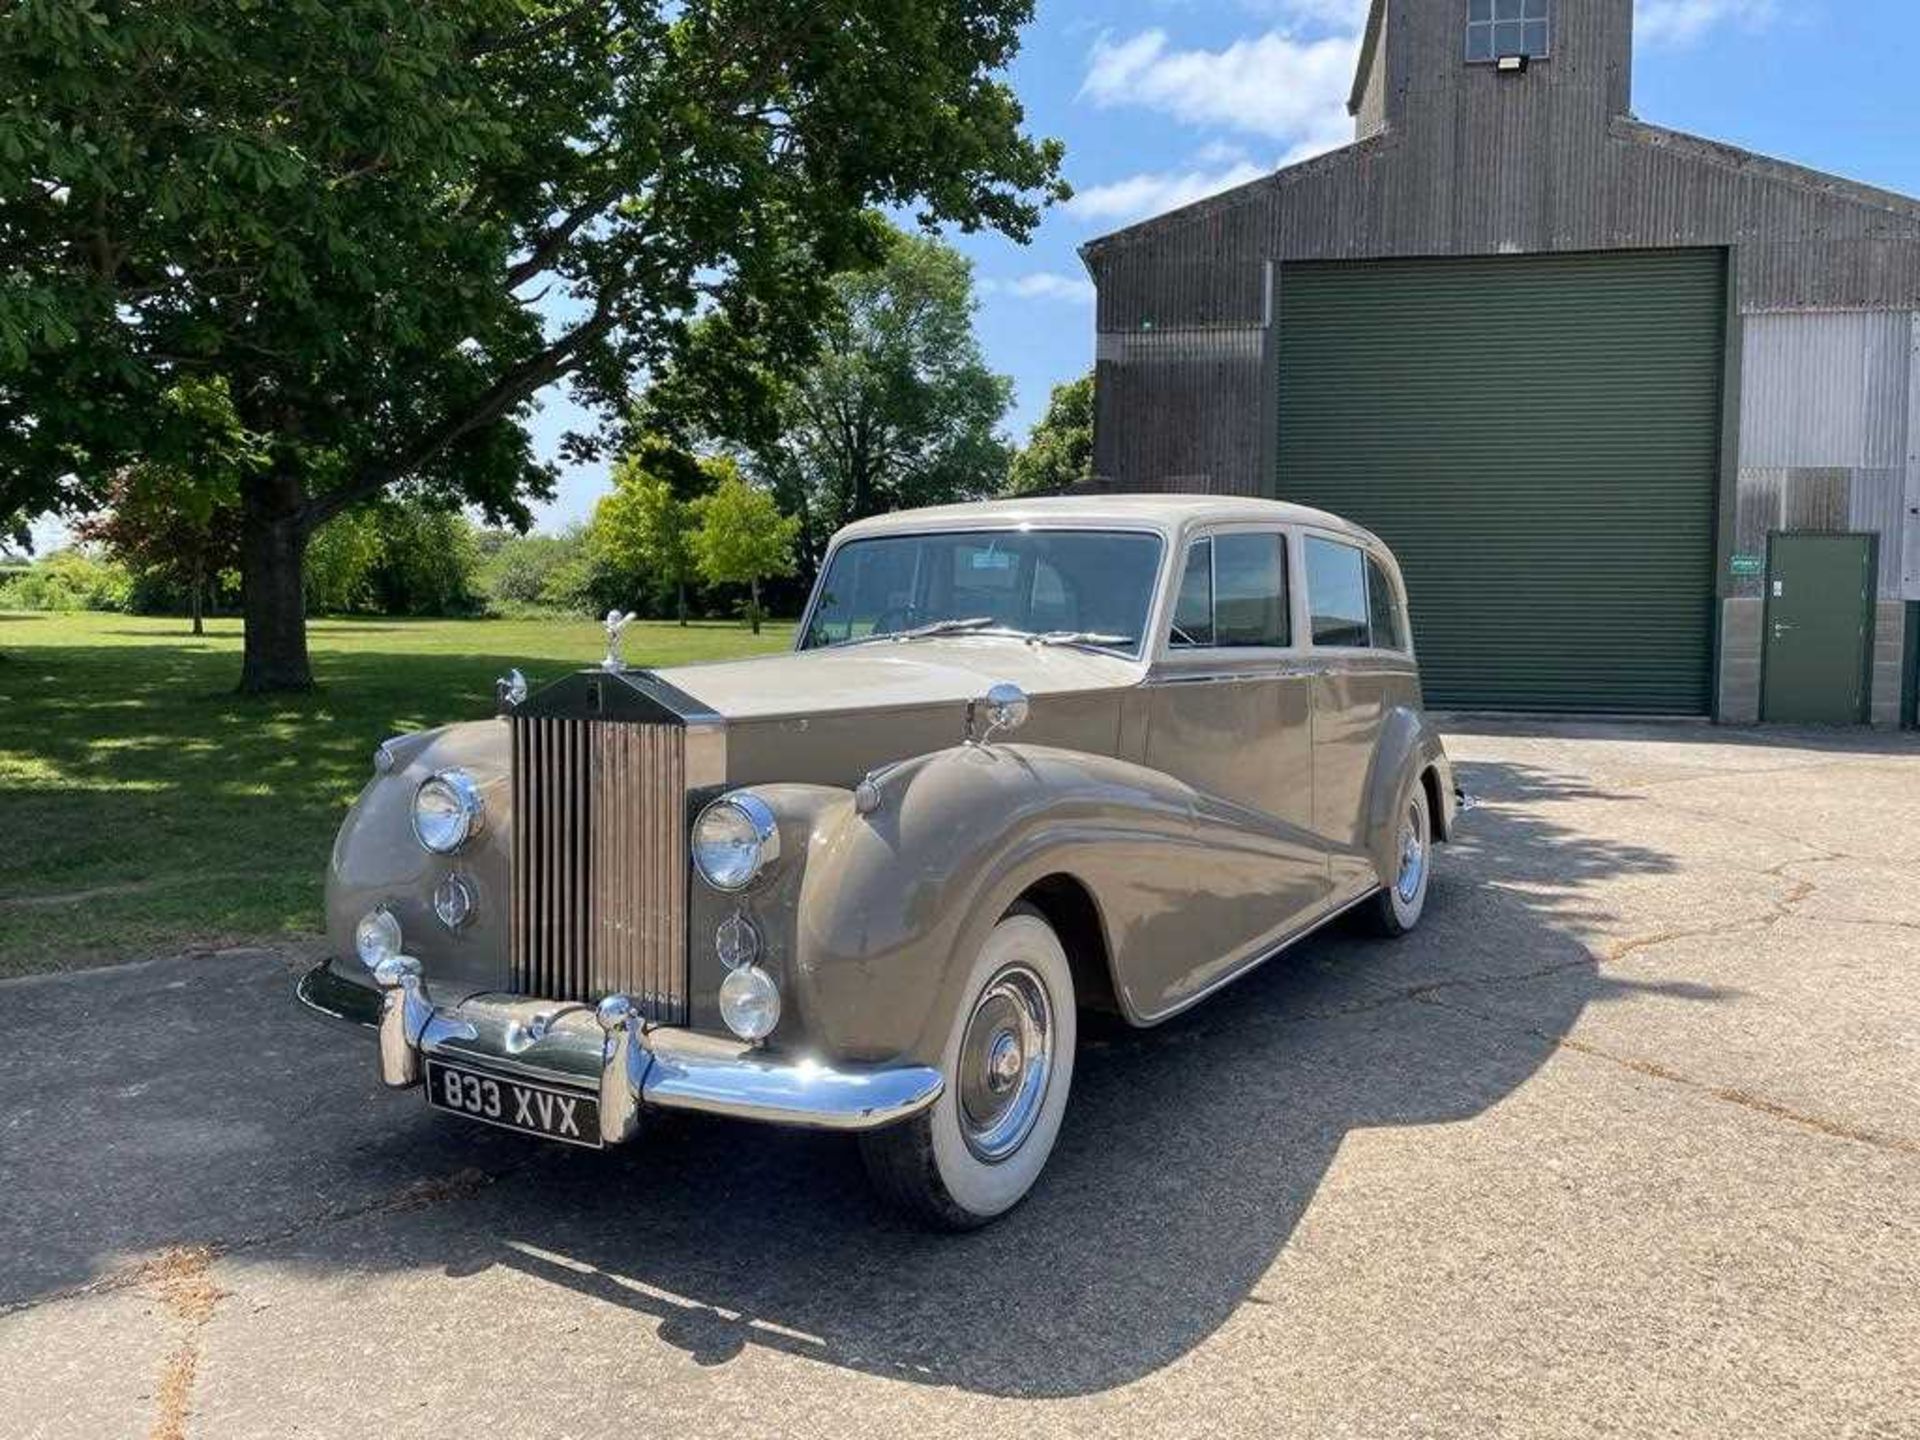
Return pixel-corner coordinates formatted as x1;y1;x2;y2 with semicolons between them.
860;906;1076;1229
1373;781;1432;937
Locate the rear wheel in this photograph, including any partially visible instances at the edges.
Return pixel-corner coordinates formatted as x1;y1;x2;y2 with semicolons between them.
860;907;1076;1229
1371;781;1432;937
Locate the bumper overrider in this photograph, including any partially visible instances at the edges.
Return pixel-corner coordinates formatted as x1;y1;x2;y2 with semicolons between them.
297;958;943;1146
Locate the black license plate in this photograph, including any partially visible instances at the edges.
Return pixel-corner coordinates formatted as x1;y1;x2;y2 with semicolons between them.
424;1059;602;1149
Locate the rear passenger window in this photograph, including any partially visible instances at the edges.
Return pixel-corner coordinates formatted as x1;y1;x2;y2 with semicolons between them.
1170;539;1214;648
1366;557;1406;651
1213;534;1290;647
1305;538;1370;647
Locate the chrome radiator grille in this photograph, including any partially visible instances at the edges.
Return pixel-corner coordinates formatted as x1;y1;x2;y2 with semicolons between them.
509;716;688;1022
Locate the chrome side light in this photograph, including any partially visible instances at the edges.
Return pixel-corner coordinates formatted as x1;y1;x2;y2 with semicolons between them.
691;792;781;891
716;911;761;970
413;769;484;854
433;874;478;932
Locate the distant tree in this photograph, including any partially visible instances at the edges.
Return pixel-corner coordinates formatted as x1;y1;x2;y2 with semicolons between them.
691;470;800;634
300;500;482;616
1006;373;1094;496
71;377;259;633
475;528;585;611
647;223;1015;568
1;1;1066;691
76;474;238;635
367;504;484;617
582;434;716;622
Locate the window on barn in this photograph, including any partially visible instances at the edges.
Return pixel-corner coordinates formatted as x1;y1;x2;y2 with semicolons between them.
1467;0;1550;63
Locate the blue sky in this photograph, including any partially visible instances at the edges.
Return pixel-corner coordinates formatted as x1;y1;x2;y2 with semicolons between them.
27;1;1920;551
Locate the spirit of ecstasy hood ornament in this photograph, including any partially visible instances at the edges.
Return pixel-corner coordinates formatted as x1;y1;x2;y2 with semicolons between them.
602;610;637;673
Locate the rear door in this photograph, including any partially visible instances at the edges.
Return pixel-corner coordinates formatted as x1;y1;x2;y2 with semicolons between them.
1302;532;1417;898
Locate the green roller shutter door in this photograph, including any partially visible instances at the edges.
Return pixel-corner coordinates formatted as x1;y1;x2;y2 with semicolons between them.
1277;250;1724;714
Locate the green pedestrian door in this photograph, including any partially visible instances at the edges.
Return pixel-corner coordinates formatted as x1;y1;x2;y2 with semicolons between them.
1762;534;1875;725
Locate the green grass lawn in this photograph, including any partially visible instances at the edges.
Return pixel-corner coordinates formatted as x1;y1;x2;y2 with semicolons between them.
0;610;792;978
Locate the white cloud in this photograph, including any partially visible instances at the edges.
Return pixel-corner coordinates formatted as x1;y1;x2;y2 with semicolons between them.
1235;0;1370;25
1080;27;1361;146
1635;0;1776;47
1064;161;1272;225
980;272;1098;304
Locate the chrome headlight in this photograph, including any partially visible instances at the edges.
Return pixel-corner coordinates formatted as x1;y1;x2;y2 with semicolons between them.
691;792;780;891
413;769;484;854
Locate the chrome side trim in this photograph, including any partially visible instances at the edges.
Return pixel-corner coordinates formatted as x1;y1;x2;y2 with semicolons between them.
297;961;943;1137
1128;886;1385;1027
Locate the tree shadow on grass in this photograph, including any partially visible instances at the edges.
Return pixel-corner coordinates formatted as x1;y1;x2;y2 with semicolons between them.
0;757;1720;1400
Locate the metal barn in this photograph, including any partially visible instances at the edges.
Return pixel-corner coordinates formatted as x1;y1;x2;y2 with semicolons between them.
1081;0;1920;726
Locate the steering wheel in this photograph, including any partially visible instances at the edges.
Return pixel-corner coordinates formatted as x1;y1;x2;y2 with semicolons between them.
870;604;920;637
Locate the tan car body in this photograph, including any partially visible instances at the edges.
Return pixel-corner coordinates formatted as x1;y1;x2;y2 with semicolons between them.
322;497;1456;1077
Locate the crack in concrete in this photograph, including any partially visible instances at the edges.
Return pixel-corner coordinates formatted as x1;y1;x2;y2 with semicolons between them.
0;1161;527;1321
1422;987;1920;1160
142;1246;226;1440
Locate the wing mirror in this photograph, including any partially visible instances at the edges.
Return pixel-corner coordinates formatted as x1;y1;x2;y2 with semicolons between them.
968;682;1031;746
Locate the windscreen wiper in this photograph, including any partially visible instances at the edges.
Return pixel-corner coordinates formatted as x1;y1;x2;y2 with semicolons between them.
831;617;1001;649
1030;631;1135;652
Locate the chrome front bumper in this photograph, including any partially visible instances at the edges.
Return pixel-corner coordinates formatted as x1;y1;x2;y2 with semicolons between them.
297;959;943;1146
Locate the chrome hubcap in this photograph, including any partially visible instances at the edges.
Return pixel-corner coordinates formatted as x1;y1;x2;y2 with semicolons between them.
1395;801;1427;904
957;964;1054;1163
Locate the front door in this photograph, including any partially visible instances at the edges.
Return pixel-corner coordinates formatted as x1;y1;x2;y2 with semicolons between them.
1762;533;1875;725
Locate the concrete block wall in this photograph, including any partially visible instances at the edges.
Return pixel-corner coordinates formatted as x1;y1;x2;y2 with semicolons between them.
1717;599;1764;724
1871;602;1908;728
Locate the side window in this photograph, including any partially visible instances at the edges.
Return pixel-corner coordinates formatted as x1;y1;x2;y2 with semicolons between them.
1366;557;1407;652
1213;533;1290;647
1305;537;1371;648
1169;540;1214;648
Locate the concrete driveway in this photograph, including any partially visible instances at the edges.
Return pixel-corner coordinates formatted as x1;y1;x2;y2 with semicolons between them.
2;722;1916;1439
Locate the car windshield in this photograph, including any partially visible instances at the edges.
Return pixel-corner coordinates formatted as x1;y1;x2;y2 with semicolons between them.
801;529;1165;657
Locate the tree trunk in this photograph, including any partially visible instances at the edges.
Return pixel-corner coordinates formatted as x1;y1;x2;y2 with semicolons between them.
749;576;761;635
238;472;314;692
190;560;205;637
676;578;687;627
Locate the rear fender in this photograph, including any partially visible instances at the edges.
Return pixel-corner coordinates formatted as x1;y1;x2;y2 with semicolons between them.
1362;707;1453;886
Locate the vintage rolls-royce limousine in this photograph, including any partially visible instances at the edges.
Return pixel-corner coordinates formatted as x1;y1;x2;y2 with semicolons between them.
299;496;1459;1227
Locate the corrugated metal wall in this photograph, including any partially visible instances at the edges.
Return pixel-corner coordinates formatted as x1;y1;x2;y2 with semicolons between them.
1735;311;1920;602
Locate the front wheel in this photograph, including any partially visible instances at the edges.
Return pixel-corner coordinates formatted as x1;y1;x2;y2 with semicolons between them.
1371;781;1432;937
860;907;1076;1229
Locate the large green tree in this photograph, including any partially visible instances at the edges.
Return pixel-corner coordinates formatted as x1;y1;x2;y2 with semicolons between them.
0;0;1064;689
647;223;1016;565
1006;371;1094;496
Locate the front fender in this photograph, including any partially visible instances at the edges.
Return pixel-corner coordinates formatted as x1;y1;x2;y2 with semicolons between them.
325;719;512;997
772;744;1204;1067
1361;706;1454;886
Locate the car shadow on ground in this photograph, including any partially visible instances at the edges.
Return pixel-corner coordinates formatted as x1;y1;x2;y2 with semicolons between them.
208;756;1712;1398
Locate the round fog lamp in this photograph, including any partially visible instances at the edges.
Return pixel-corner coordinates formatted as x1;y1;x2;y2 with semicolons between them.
413;769;484;854
718;964;782;1041
355;907;403;970
692;793;780;891
433;874;477;932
